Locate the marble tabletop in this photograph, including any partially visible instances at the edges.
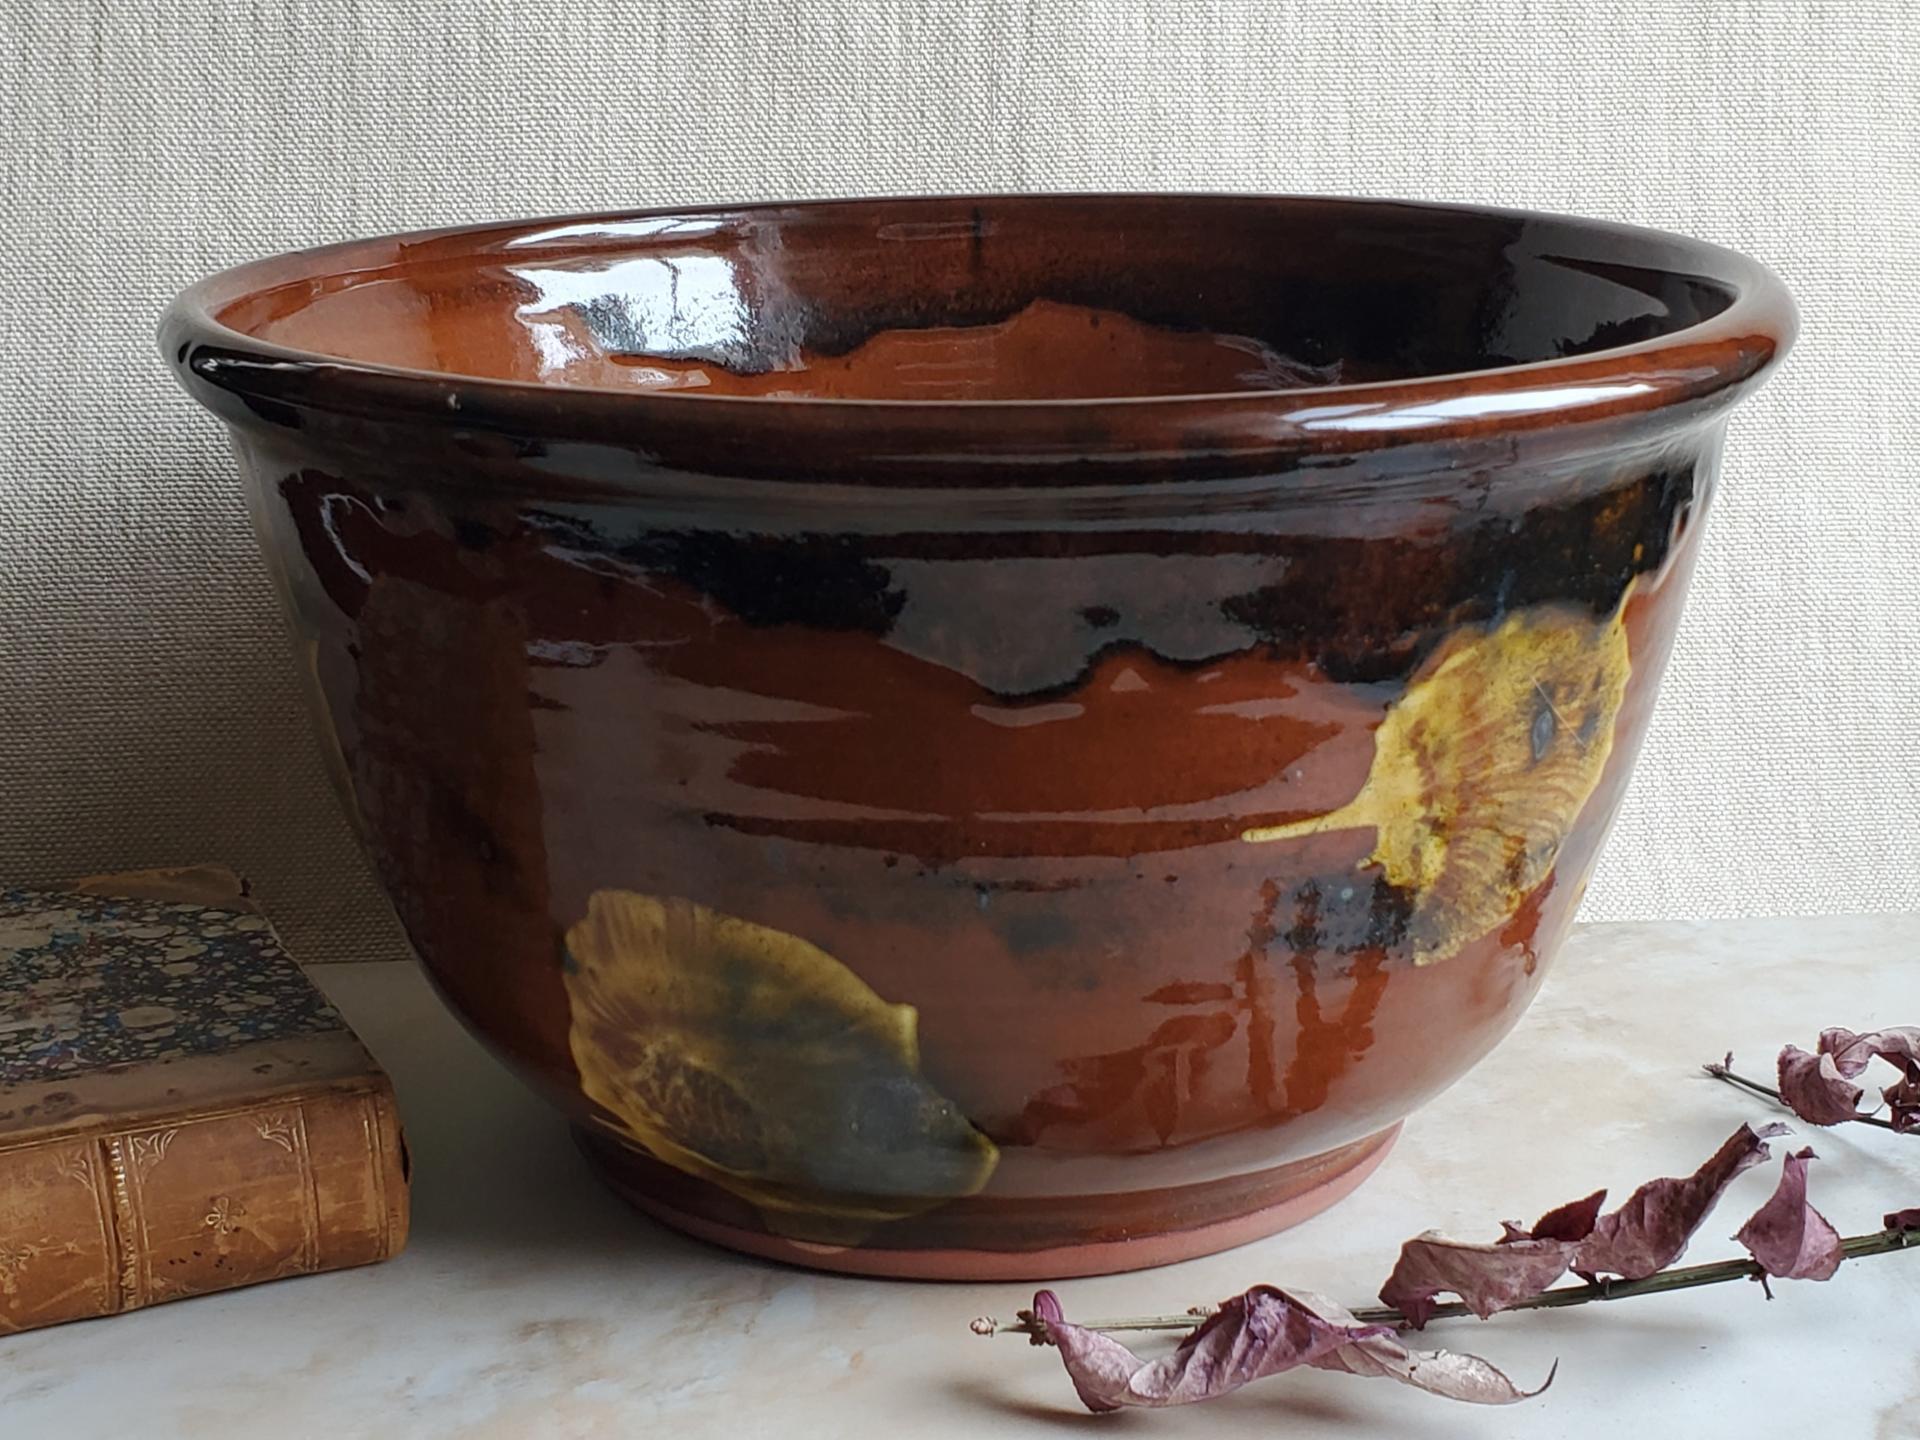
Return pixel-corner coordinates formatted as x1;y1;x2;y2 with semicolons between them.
4;913;1916;1438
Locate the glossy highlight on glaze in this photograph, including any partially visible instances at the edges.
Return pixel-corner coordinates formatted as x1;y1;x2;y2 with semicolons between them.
163;194;1795;1277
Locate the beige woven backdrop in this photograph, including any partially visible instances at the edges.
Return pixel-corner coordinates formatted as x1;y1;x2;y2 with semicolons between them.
2;1;1915;964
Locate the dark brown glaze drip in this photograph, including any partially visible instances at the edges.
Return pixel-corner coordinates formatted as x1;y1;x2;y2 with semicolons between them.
996;872;1406;1156
1241;879;1284;1115
520;456;1695;695
1272;882;1394;1127
1220;462;1696;682
277;447;1690;892
282;471;1387;864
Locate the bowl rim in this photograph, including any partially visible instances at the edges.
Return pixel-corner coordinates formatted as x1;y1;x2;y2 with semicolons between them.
161;192;1797;475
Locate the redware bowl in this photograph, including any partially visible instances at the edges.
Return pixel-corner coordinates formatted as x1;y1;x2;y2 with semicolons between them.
164;195;1793;1278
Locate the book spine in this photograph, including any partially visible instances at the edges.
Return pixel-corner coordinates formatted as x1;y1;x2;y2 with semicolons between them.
0;1082;408;1334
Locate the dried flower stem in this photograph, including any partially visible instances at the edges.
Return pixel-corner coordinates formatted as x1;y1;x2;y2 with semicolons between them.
970;1309;1217;1338
1702;1059;1900;1131
970;1226;1918;1339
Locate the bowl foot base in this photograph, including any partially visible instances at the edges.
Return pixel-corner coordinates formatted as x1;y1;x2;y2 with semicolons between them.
574;1122;1400;1280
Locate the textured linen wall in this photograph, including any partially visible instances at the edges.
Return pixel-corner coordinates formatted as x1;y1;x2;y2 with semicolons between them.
2;1;1914;962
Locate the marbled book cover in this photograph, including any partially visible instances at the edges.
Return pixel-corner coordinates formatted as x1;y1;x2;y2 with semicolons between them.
0;872;408;1334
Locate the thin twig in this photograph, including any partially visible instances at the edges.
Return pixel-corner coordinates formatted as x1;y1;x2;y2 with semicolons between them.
970;1226;1919;1338
1702;1059;1899;1131
970;1309;1216;1337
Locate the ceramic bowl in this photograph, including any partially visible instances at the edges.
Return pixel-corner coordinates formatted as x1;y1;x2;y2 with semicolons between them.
165;195;1793;1278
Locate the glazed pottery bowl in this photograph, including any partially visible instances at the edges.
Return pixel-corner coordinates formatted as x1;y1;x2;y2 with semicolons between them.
165;196;1793;1279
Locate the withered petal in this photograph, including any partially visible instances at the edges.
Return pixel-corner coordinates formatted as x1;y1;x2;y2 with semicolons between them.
1380;1232;1580;1328
1820;1026;1920;1080
1031;1287;1541;1411
1305;1292;1549;1404
1777;1044;1869;1126
1030;1286;1389;1411
1572;1123;1785;1280
1314;1334;1552;1404
1524;1188;1609;1244
1734;1147;1845;1281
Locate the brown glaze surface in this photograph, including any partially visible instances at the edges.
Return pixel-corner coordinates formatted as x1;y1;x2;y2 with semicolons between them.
163;195;1793;1276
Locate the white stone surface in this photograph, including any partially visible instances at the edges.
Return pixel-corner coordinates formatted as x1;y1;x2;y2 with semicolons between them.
3;915;1917;1438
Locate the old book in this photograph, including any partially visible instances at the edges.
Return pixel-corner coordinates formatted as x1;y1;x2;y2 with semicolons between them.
0;869;408;1334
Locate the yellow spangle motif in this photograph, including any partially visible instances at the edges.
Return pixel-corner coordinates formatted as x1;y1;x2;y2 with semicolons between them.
563;891;998;1236
1243;599;1634;964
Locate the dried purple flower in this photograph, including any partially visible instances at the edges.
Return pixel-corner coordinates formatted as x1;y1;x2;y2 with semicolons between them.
1381;1191;1605;1327
1027;1286;1387;1411
1380;1126;1780;1324
1029;1286;1542;1411
1884;1207;1920;1233
1777;1027;1920;1127
1301;1294;1551;1405
1569;1123;1787;1280
1734;1148;1844;1282
1380;1234;1582;1329
1776;1045;1868;1125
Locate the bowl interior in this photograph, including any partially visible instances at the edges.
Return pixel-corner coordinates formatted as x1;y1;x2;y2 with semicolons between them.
209;197;1738;403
